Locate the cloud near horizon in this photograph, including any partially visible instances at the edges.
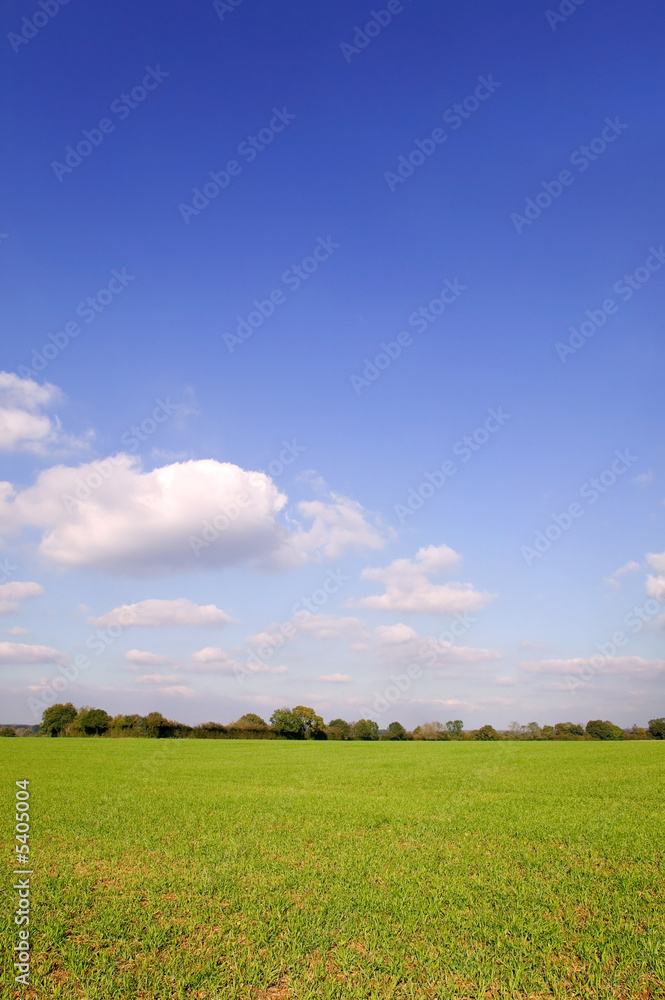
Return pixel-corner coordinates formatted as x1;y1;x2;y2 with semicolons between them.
353;544;495;615
521;656;665;677
91;598;235;628
0;641;68;666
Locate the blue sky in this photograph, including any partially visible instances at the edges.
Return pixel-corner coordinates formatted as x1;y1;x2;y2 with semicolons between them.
1;0;664;729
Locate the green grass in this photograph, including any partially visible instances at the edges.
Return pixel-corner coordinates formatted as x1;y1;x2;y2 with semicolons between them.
1;740;664;999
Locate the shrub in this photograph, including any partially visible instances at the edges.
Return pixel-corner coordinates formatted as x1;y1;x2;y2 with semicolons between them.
475;725;501;741
586;719;625;741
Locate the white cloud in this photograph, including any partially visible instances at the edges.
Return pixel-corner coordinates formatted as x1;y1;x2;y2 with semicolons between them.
633;471;653;486
371;622;501;670
0;455;384;575
604;560;640;588
135;673;180;685
292;492;385;562
0;641;67;666
125;650;174;667
520;640;548;649
246;614;368;651
187;646;286;677
318;673;352;683
521;656;665;677
374;623;418;645
354;544;495;615
0;581;44;616
4;626;29;636
91;598;235;628
495;676;517;686
0;372;90;454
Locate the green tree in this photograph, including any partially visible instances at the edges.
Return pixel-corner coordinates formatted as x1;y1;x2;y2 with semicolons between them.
648;718;665;739
293;706;326;739
77;707;111;736
445;719;464;738
352;719;379;741
475;724;500;741
0;725;16;736
326;718;351;740
387;721;407;740
270;707;305;739
41;702;77;737
554;721;585;738
541;725;555;740
586;719;625;741
233;713;267;728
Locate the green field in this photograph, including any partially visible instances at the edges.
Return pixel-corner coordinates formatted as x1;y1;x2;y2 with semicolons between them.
1;740;664;999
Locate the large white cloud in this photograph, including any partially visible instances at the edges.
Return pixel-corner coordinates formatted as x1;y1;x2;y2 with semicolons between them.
0;372;89;454
0;581;44;616
91;598;235;628
353;544;495;615
0;641;67;666
0;455;384;575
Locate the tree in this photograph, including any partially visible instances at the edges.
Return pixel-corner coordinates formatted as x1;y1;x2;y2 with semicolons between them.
446;719;464;738
327;718;351;740
233;713;267;728
475;724;500;741
293;706;326;739
41;702;77;737
76;707;111;736
523;722;542;740
648;718;665;740
387;721;407;740
352;719;379;741
270;707;305;739
421;721;446;740
586;719;625;741
555;722;585;738
541;725;555;740
0;725;16;736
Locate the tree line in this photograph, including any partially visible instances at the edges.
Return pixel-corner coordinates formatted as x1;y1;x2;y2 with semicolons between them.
2;704;663;741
